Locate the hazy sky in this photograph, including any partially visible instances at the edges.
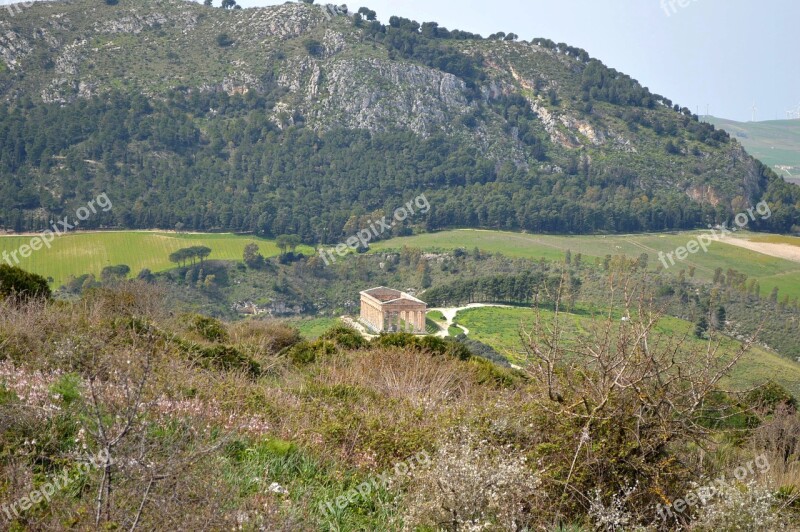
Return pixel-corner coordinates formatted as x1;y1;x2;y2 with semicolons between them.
206;0;799;122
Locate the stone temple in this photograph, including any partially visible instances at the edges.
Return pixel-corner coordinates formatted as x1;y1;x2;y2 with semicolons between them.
359;287;427;334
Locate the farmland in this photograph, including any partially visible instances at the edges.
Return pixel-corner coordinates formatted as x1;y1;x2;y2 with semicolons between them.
3;228;800;302
0;231;313;287
371;229;800;300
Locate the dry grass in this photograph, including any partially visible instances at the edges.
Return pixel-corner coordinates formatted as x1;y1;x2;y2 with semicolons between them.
321;348;473;408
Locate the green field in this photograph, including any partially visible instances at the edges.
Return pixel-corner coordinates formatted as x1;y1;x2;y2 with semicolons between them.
456;306;800;397
3;228;800;302
290;317;343;339
371;229;800;300
0;231;314;287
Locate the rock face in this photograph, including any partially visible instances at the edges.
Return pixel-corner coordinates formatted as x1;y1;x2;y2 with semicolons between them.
0;29;31;70
304;58;472;136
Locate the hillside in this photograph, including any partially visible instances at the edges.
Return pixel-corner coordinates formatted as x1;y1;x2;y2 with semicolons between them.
705;116;800;184
2;278;799;529
0;0;798;239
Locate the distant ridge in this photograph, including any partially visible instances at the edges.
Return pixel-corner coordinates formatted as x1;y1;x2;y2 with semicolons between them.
704;116;800;185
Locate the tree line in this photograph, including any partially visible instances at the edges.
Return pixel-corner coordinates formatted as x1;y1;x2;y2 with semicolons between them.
169;246;212;267
423;270;582;309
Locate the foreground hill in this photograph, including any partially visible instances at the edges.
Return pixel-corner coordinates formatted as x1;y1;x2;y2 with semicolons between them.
0;0;798;238
1;282;798;529
706;116;800;184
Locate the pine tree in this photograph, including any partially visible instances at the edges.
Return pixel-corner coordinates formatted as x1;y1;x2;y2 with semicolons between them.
694;316;708;339
715;306;726;330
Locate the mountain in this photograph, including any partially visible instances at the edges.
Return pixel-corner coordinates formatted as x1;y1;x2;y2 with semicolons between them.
705;116;800;185
0;0;798;239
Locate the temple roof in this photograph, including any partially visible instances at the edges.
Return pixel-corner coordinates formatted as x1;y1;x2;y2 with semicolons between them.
360;287;426;305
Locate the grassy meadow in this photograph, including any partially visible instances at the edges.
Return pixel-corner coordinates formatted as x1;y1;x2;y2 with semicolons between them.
1;228;799;302
0;232;314;286
290;317;343;339
371;229;800;300
455;305;800;397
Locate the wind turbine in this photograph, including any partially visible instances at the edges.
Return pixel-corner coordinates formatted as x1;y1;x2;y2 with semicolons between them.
751;101;758;122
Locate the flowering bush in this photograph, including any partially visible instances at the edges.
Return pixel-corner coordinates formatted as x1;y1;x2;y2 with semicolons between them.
689;480;782;531
588;484;641;531
403;430;542;531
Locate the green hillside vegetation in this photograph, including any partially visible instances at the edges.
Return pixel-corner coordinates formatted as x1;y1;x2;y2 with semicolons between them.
1;282;798;529
5;226;795;362
0;0;798;239
456;305;800;397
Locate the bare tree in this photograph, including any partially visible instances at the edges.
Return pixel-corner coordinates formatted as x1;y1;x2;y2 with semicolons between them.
521;270;760;525
82;324;157;527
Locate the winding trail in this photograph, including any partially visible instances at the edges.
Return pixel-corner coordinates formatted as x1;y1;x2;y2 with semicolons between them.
429;303;513;338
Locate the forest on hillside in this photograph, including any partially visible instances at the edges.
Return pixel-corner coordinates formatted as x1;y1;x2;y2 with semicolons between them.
0;2;798;239
1;90;798;239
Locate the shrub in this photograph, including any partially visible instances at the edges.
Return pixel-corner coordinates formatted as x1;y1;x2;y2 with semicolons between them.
185;343;261;376
746;380;797;413
689;480;783;530
370;332;418;349
281;340;335;365
186;314;230;343
0;265;51;301
101;264;131;282
216;33;233;47
304;39;324;56
230;321;301;355
0;381;17;405
50;373;82;406
468;357;521;387
319;325;366;349
404;429;541;529
370;333;475;361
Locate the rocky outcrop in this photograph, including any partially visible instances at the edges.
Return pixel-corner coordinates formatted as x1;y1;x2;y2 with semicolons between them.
227;2;330;42
94;12;173;35
0;28;31;70
301;58;473;136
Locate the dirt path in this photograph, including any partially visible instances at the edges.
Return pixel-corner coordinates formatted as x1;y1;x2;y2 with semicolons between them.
724;237;800;264
429;303;513;338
